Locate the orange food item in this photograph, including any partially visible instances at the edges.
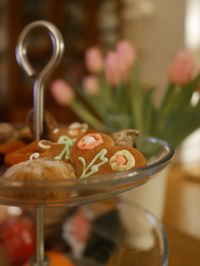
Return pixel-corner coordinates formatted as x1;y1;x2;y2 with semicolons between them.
103;146;147;173
70;131;115;177
71;144;146;179
23;251;74;266
0;140;26;155
77;132;104;150
49;122;88;142
5;140;65;166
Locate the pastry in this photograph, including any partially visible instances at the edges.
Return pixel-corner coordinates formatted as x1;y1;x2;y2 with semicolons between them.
49;122;88;142
112;129;140;147
1;158;77;201
70;130;146;178
2;158;76;182
70;131;115;177
0;120;147;201
5;140;67;166
0;123;16;143
77;145;146;179
0;123;33;144
100;146;146;174
0;140;26;155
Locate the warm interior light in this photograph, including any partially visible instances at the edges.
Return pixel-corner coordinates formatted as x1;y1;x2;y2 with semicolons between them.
180;1;200;167
180;129;200;164
185;0;200;50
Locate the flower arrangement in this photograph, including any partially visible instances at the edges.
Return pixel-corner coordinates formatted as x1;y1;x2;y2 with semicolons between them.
50;41;200;149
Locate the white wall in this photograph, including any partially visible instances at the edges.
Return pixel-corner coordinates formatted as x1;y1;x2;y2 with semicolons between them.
122;0;186;101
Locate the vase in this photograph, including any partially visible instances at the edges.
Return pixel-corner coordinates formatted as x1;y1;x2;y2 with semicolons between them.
118;166;169;252
120;166;170;220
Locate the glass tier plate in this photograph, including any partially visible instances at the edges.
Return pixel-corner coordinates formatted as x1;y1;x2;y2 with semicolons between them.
0;136;174;207
42;199;168;266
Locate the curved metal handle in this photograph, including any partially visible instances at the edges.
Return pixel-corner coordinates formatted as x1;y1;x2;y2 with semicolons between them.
16;20;65;140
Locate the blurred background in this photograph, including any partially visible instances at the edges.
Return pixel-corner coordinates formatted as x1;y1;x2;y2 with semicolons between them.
1;0;199;163
0;1;200;265
0;0;185;123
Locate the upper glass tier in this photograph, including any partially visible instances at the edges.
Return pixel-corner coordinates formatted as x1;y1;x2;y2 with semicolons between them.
0;136;174;207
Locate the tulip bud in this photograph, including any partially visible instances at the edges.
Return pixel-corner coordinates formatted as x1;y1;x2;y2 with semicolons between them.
85;47;104;73
82;76;99;95
50;79;75;106
168;51;196;85
105;51;128;86
116;40;137;69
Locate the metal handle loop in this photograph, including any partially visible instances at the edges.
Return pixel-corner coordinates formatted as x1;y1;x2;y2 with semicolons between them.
16;20;65;140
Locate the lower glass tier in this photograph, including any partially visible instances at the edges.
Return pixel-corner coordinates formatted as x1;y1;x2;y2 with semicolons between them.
42;199;168;266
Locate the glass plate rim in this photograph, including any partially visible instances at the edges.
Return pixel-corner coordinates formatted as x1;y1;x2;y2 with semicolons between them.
0;136;174;191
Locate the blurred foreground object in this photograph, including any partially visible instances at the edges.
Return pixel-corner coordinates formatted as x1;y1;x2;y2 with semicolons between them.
0;215;35;266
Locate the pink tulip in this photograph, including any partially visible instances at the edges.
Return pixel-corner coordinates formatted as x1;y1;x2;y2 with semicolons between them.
82;76;99;95
168;51;196;85
50;79;75;106
105;51;128;86
85;47;104;73
116;40;137;69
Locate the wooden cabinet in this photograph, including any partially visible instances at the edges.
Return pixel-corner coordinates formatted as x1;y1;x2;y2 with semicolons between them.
0;0;9;120
1;0;122;123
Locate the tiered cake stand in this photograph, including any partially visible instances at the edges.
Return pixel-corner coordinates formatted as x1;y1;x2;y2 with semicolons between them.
0;21;174;266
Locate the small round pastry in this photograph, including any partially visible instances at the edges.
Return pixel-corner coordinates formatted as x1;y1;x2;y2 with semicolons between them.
102;146;146;174
0;123;16;143
0;139;26;167
0;140;26;155
4;140;68;166
49;122;88;142
70;131;115;178
2;158;76;182
111;129;140;147
74;145;146;179
1;159;77;201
